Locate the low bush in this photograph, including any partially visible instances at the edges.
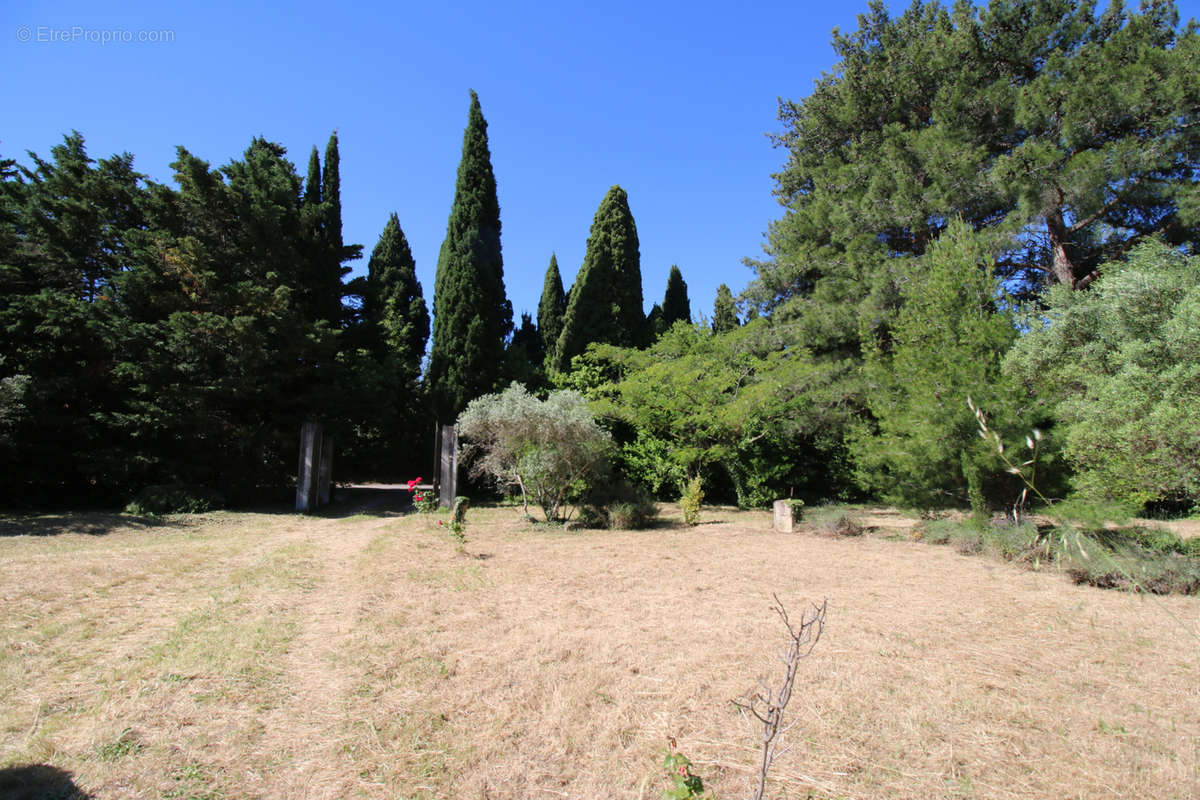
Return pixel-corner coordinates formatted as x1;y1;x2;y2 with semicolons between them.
914;515;1200;595
125;483;224;515
580;481;658;530
816;514;865;538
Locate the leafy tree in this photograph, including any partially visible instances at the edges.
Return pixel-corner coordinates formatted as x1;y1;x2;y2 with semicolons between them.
1006;239;1200;509
554;185;644;370
748;0;1200;354
712;283;739;333
537;253;566;368
661;264;691;326
849;221;1027;508
427;91;513;421
579;321;850;506
457;383;612;521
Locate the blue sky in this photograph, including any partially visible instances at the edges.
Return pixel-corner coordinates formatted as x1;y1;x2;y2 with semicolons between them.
4;0;1198;327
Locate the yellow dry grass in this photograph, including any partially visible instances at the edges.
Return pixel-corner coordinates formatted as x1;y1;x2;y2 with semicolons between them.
1;501;1198;799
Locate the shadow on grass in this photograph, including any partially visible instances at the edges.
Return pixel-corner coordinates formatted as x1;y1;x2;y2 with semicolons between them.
0;764;91;799
0;512;167;538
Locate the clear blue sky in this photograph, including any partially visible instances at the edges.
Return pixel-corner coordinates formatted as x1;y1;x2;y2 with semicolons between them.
4;0;1198;326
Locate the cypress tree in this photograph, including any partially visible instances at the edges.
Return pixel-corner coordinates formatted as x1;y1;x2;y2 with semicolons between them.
427;90;512;421
554;185;643;371
661;264;690;327
537;253;566;368
646;303;665;341
364;213;429;373
712;283;739;333
303;146;321;208
315;132;359;325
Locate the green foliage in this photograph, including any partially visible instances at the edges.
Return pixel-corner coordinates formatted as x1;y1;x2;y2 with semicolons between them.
580;480;658;530
661;265;691;327
554;185;644;370
711;283;739;333
428;91;513;422
537;254;566;369
661;750;711;800
456;383;612;521
578;320;850;506
679;476;704;526
124;484;224;515
505;312;546;389
750;0;1200;331
851;222;1026;508
1006;241;1200;509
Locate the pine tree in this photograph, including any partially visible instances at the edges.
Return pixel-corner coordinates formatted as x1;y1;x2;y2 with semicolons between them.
661;264;691;327
537;253;566;368
427;91;513;421
554;185;643;370
712;283;739;333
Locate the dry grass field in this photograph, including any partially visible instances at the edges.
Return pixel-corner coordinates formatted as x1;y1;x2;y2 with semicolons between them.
2;496;1198;799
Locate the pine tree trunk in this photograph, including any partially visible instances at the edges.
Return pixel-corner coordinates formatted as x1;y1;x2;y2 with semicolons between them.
1045;208;1077;288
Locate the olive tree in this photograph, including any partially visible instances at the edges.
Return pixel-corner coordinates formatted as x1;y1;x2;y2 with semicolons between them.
456;383;611;521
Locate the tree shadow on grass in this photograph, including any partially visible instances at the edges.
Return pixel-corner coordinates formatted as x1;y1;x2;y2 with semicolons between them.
0;764;91;799
0;512;168;538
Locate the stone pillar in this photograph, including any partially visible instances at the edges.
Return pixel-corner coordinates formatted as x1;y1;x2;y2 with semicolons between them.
432;422;444;488
773;499;796;533
438;424;458;509
317;435;333;506
296;421;323;513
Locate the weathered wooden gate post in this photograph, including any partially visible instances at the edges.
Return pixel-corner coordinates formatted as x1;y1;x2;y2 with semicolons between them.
296;421;323;513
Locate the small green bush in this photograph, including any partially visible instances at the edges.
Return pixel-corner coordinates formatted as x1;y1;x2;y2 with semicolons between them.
125;483;224;515
679;477;704;526
581;481;658;530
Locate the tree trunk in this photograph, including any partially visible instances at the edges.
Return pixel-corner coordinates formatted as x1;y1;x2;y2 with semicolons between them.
1045;208;1077;288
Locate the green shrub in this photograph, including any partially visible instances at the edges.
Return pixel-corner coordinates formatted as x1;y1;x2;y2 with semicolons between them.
125;483;224;515
580;481;658;530
679;477;704;526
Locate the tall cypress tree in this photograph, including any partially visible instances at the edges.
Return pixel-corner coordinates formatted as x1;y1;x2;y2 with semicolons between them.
303;146;321;208
315;132;359;325
661;264;691;327
427;90;512;422
554;185;643;371
537;253;566;368
712;283;739;333
364;213;429;372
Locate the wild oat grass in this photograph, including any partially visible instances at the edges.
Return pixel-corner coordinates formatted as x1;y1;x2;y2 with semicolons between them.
1;504;1197;799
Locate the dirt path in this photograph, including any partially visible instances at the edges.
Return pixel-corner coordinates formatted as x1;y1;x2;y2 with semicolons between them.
251;507;402;799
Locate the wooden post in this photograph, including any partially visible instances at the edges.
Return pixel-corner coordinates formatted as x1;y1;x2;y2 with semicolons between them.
438;424;458;509
296;421;322;513
317;434;333;506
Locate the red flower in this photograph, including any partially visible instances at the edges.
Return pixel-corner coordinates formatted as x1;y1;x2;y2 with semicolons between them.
406;477;422;491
